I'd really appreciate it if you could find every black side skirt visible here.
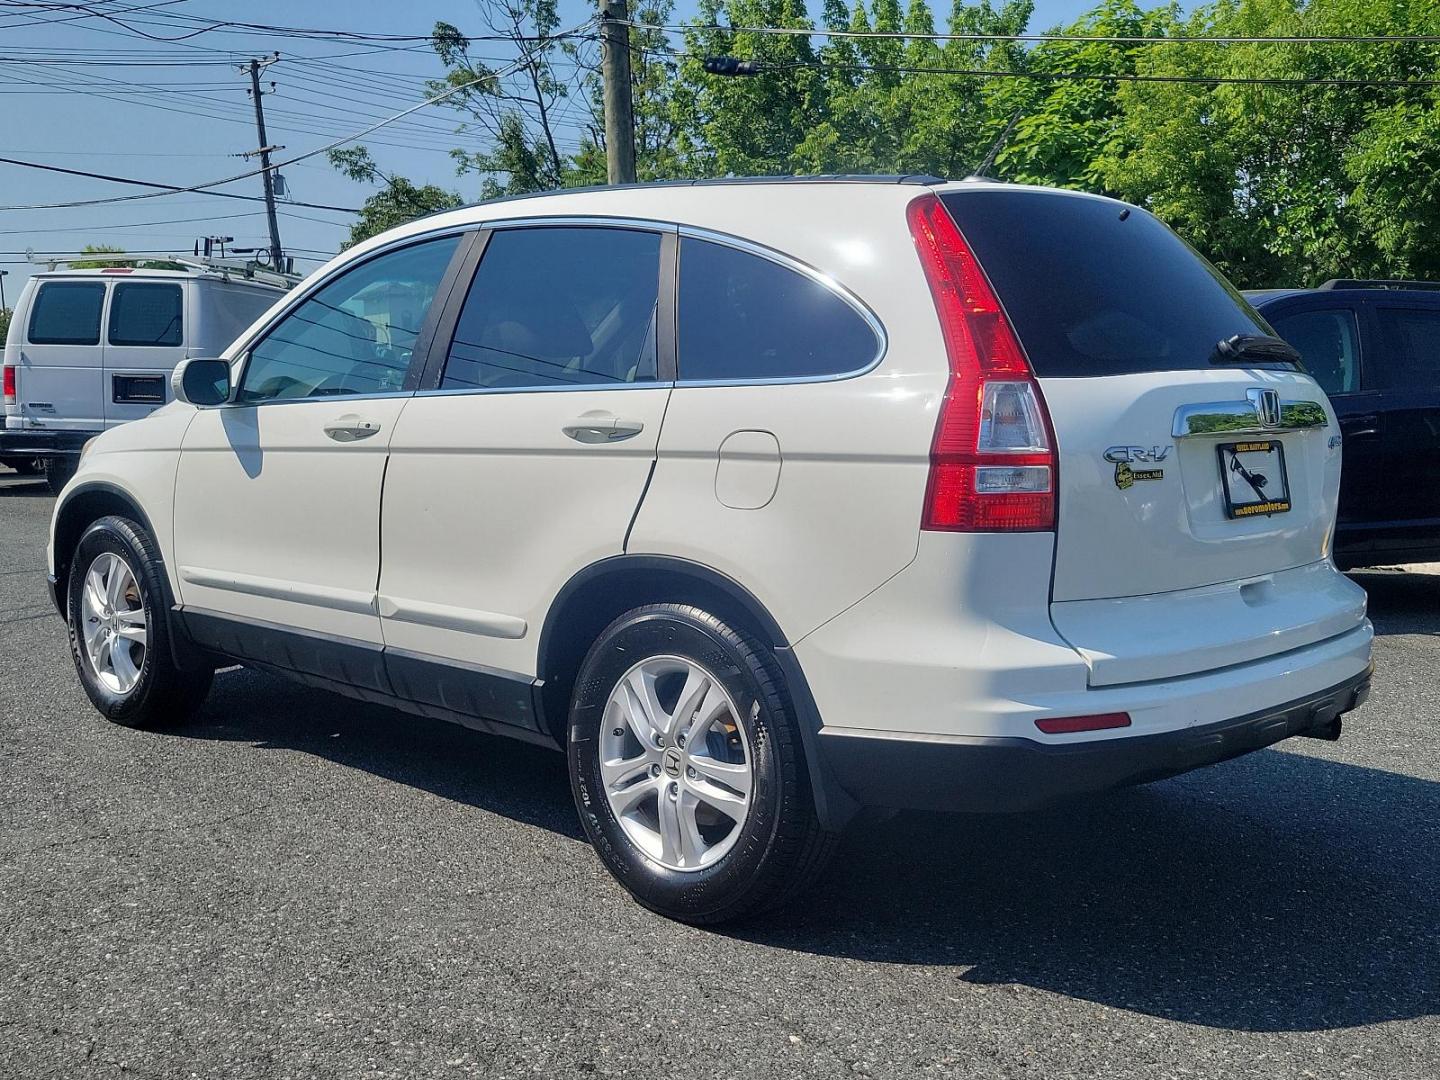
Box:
[179,607,556,750]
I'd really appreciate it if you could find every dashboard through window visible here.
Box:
[237,235,460,403]
[439,226,662,391]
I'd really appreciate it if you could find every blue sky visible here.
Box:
[0,0,1098,302]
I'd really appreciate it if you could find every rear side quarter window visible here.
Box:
[108,282,183,347]
[27,281,105,345]
[1372,306,1440,391]
[677,237,881,382]
[1266,308,1361,397]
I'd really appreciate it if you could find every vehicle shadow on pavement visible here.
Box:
[0,479,49,497]
[183,667,1438,1034]
[1350,568,1440,637]
[184,667,586,841]
[739,749,1440,1033]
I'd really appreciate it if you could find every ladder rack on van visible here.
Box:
[26,253,302,291]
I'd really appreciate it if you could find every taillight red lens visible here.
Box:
[1035,713,1132,735]
[907,194,1057,532]
[2,365,15,405]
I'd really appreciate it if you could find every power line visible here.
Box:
[0,155,361,212]
[632,20,1440,46]
[0,17,597,212]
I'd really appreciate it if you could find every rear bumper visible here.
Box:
[0,428,98,458]
[817,666,1372,814]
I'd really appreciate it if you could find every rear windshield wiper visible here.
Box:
[1210,333,1302,366]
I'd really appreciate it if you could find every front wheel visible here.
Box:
[568,603,836,924]
[67,515,213,728]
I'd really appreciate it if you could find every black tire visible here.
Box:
[66,515,213,728]
[44,457,76,496]
[2,456,38,476]
[568,603,837,924]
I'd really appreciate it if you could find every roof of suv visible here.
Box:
[1246,284,1440,307]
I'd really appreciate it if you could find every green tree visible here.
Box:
[328,147,464,248]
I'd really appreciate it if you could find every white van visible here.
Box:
[2,265,284,491]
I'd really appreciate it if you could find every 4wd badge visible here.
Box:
[1114,461,1164,490]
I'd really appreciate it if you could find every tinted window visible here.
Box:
[28,282,104,345]
[1373,307,1440,390]
[1268,309,1360,396]
[239,236,459,403]
[108,282,182,347]
[939,192,1281,378]
[440,227,661,390]
[678,239,879,381]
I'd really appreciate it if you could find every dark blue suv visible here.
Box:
[1249,280,1440,569]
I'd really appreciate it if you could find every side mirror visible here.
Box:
[172,358,231,407]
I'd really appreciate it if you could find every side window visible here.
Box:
[440,226,661,391]
[1373,307,1440,391]
[238,235,460,403]
[28,282,105,346]
[108,282,183,347]
[1267,308,1360,397]
[677,238,880,381]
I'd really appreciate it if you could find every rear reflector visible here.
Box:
[908,194,1057,532]
[2,365,14,405]
[1035,713,1132,735]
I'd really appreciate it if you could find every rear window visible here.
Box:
[28,281,105,346]
[939,191,1281,378]
[1372,307,1440,390]
[109,282,183,347]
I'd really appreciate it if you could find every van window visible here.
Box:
[939,191,1283,378]
[28,281,105,346]
[109,282,183,347]
[677,238,880,381]
[1268,309,1361,396]
[439,226,661,391]
[238,235,459,403]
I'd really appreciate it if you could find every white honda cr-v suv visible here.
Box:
[48,176,1373,923]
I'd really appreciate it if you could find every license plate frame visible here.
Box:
[1217,439,1292,519]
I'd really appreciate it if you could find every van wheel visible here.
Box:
[44,457,76,495]
[568,603,836,924]
[66,515,213,728]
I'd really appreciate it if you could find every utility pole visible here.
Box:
[598,0,636,185]
[245,54,285,272]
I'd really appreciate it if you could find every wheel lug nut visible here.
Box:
[612,728,624,737]
[676,734,685,747]
[650,764,661,778]
[667,781,679,798]
[686,766,696,779]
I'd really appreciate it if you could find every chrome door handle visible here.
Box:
[562,416,645,443]
[323,416,382,442]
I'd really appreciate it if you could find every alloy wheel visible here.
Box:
[79,551,147,695]
[599,655,753,871]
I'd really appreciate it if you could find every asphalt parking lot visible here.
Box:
[2,467,1437,1080]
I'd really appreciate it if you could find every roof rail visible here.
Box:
[1317,278,1440,292]
[29,252,300,290]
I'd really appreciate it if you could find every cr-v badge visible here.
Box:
[1104,445,1170,490]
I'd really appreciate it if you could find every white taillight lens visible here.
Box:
[978,381,1050,453]
[974,464,1052,494]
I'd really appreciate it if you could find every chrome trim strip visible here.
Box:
[178,566,377,615]
[375,595,528,639]
[415,381,671,399]
[1172,399,1329,438]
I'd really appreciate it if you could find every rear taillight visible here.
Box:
[907,194,1057,531]
[2,365,14,406]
